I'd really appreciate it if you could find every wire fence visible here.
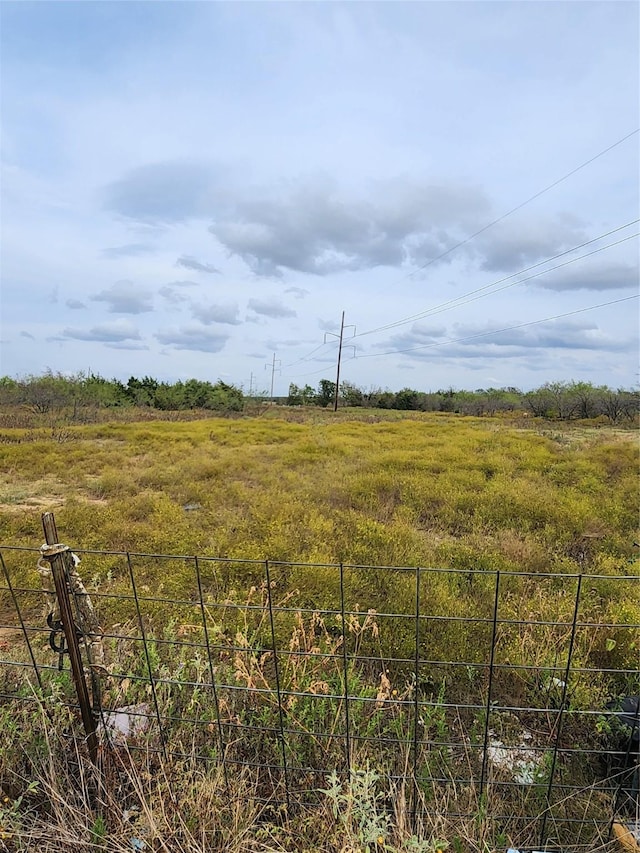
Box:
[0,518,638,850]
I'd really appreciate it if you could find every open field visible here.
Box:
[0,410,638,851]
[1,410,638,569]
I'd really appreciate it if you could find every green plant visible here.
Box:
[0,780,39,843]
[322,766,448,852]
[89,813,107,848]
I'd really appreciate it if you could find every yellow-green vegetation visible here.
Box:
[0,411,638,851]
[1,412,637,566]
[1,412,638,677]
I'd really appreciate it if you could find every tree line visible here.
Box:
[0,372,637,423]
[288,379,639,423]
[0,372,244,415]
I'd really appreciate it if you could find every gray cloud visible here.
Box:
[91,281,153,313]
[191,302,241,325]
[20,330,35,340]
[105,341,150,351]
[318,318,340,332]
[247,298,297,318]
[158,281,199,305]
[103,161,224,223]
[103,243,155,259]
[66,298,86,309]
[384,322,447,345]
[104,164,493,277]
[155,325,229,352]
[176,255,220,274]
[459,321,628,352]
[534,261,639,291]
[62,320,142,343]
[474,216,586,272]
[100,165,624,292]
[383,318,628,360]
[158,287,188,305]
[209,177,490,277]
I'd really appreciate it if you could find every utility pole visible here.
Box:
[333,312,345,412]
[265,353,281,403]
[324,312,356,412]
[248,372,254,397]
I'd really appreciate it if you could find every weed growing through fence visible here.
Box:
[0,590,635,850]
[322,766,447,853]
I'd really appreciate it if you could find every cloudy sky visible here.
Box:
[1,1,638,394]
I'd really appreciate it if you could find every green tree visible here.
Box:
[207,380,244,411]
[182,379,215,409]
[340,381,364,407]
[82,374,129,408]
[18,371,74,414]
[393,388,420,410]
[287,383,303,406]
[125,376,158,407]
[316,379,337,408]
[569,381,598,419]
[524,386,555,418]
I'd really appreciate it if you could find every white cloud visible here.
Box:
[190,302,241,325]
[155,325,229,352]
[62,319,142,342]
[247,298,297,319]
[90,281,153,314]
[103,243,155,258]
[534,261,639,291]
[176,255,220,274]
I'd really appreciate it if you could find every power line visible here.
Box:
[281,340,335,369]
[284,359,339,381]
[355,295,639,360]
[434,234,638,318]
[283,230,637,377]
[356,223,639,337]
[399,128,639,281]
[280,130,637,378]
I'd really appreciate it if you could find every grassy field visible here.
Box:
[0,409,638,851]
[1,409,637,566]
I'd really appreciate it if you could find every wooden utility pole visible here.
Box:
[333,312,345,412]
[324,312,356,412]
[265,353,281,403]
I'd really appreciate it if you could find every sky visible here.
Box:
[1,1,638,395]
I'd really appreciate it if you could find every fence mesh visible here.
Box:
[0,542,638,849]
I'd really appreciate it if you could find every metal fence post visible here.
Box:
[41,512,99,764]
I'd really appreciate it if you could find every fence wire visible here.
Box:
[0,543,638,849]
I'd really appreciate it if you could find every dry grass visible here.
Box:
[0,682,630,853]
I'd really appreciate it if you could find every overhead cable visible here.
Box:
[357,224,639,337]
[400,128,639,281]
[355,295,639,360]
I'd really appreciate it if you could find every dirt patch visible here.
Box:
[0,494,108,513]
[0,624,24,653]
[0,495,65,514]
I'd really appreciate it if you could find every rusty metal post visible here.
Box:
[41,512,99,764]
